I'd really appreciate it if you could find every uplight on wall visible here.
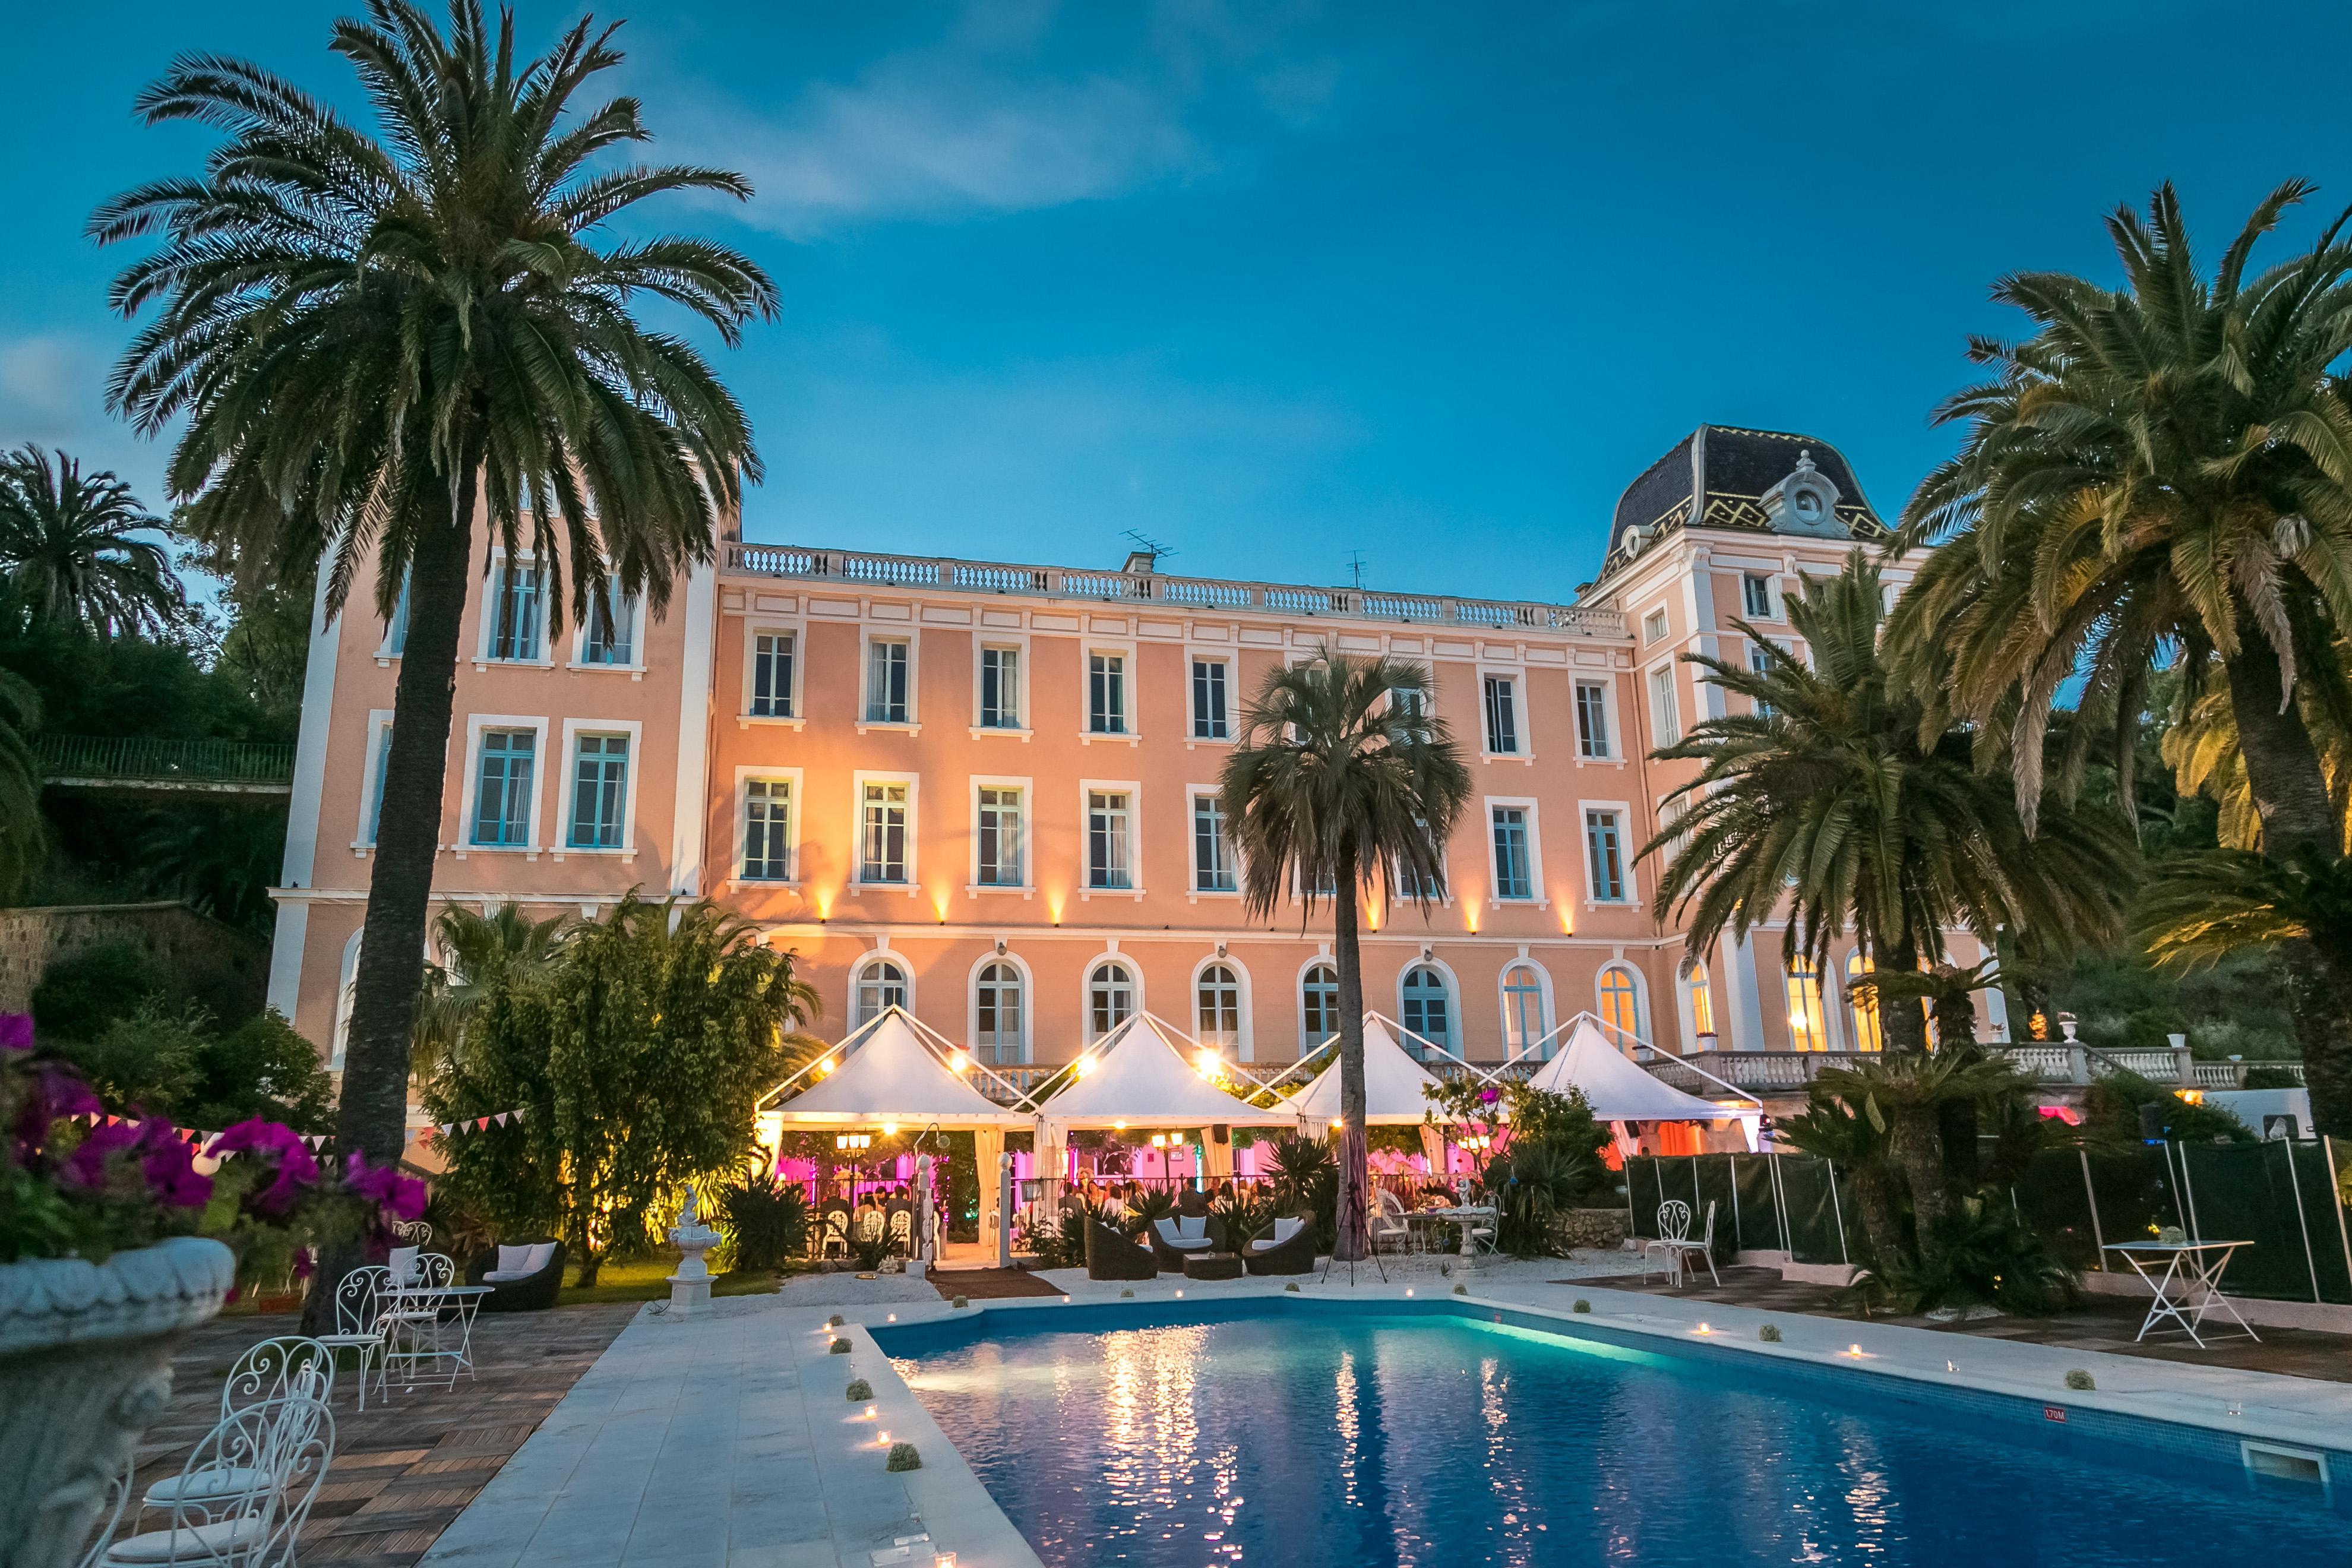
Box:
[947,1049,972,1073]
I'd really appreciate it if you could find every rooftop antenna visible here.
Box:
[1121,529,1173,574]
[1345,550,1367,590]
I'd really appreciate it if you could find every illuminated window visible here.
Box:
[1848,952,1883,1052]
[1683,958,1715,1040]
[1196,964,1241,1049]
[1785,960,1829,1051]
[1597,965,1642,1042]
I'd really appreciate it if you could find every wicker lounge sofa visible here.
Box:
[1085,1218,1157,1281]
[1241,1216,1317,1276]
[1148,1214,1223,1272]
[464,1239,567,1312]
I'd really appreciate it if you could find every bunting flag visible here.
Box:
[431,1105,527,1137]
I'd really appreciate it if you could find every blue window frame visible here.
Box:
[472,730,535,847]
[568,734,629,849]
[488,563,541,661]
[1492,806,1532,900]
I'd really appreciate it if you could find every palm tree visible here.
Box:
[1645,554,2133,1056]
[411,902,571,1080]
[0,446,183,638]
[92,2,778,1189]
[1219,648,1471,1261]
[1889,183,2352,1131]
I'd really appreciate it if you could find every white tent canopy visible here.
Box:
[766,1009,1028,1128]
[1524,1015,1754,1123]
[1292,1015,1449,1125]
[1033,1013,1298,1130]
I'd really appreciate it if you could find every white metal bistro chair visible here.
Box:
[313,1266,394,1411]
[382,1253,471,1395]
[1370,1189,1414,1254]
[137,1345,334,1529]
[94,1390,333,1568]
[1643,1199,1719,1287]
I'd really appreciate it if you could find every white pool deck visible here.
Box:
[419,1261,2352,1568]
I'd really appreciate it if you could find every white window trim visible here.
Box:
[1185,649,1237,747]
[1640,604,1671,645]
[351,709,395,853]
[728,765,804,888]
[1591,961,1648,1045]
[330,930,364,1071]
[850,950,916,1026]
[553,717,644,859]
[1079,638,1142,744]
[1078,950,1145,1045]
[857,630,921,734]
[1295,954,1342,1058]
[1475,663,1532,763]
[1644,656,1682,747]
[455,713,552,856]
[1395,956,1463,1055]
[1578,796,1639,906]
[1482,794,1548,907]
[373,577,410,664]
[1499,957,1558,1058]
[966,950,1033,1064]
[738,618,808,730]
[475,549,553,668]
[1188,953,1254,1063]
[566,579,647,676]
[1077,778,1144,900]
[970,633,1035,740]
[1740,570,1782,622]
[1675,953,1716,1051]
[1185,785,1241,900]
[967,774,1035,896]
[851,770,921,892]
[1572,675,1623,764]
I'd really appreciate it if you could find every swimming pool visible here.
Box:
[875,1298,2349,1567]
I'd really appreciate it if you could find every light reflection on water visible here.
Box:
[890,1315,2348,1567]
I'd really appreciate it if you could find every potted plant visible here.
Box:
[1,1031,425,1568]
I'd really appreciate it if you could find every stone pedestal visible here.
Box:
[667,1187,721,1316]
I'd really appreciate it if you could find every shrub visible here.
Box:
[1758,1324,1782,1342]
[2064,1368,2095,1390]
[1481,1141,1596,1257]
[828,1338,849,1354]
[951,1295,969,1309]
[1266,1133,1338,1250]
[1850,1193,2079,1316]
[886,1442,920,1472]
[846,1379,872,1401]
[828,1314,845,1327]
[717,1174,808,1272]
[33,939,169,1043]
[2079,1070,2252,1147]
[1572,1299,1591,1313]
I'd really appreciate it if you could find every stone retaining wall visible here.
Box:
[0,902,267,1019]
[1555,1207,1629,1252]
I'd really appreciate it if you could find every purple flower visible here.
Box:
[0,1014,33,1052]
[206,1118,320,1218]
[61,1118,141,1190]
[140,1125,213,1209]
[345,1153,428,1221]
[12,1062,103,1161]
[1479,1088,1500,1104]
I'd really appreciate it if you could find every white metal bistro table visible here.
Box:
[2102,1241,2261,1346]
[1415,1205,1497,1265]
[381,1282,494,1392]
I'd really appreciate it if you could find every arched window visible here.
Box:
[1847,952,1882,1052]
[1088,961,1136,1041]
[1196,963,1241,1049]
[1401,964,1452,1052]
[853,958,908,1029]
[1503,963,1550,1055]
[1784,959,1829,1051]
[1596,965,1641,1044]
[1681,957,1715,1042]
[975,962,1025,1064]
[1301,963,1341,1044]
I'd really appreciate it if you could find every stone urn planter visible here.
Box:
[0,1236,237,1568]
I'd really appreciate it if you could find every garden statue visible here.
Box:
[668,1187,722,1314]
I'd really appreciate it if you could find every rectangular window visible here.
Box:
[1192,794,1235,892]
[979,646,1021,728]
[1088,790,1133,889]
[865,640,910,724]
[1648,665,1680,745]
[1750,644,1775,717]
[1585,808,1626,902]
[1088,653,1128,735]
[568,734,629,849]
[363,721,394,845]
[471,729,535,847]
[1575,681,1611,759]
[860,782,909,883]
[742,779,792,880]
[1482,675,1519,754]
[1491,806,1532,900]
[488,562,542,661]
[1743,573,1774,618]
[383,578,410,657]
[1191,659,1229,739]
[1396,817,1446,901]
[976,786,1024,886]
[750,633,796,717]
[1642,607,1668,644]
[581,584,635,666]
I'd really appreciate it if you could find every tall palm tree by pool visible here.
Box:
[1220,649,1469,1260]
[0,445,182,638]
[91,1,779,1191]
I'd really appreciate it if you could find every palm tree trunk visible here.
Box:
[1330,843,1371,1262]
[301,454,478,1333]
[2223,637,2352,1135]
[1879,936,1930,1055]
[1847,1161,1905,1267]
[1885,1105,1951,1238]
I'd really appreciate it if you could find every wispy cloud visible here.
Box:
[0,333,165,500]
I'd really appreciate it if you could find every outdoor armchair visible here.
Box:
[1085,1217,1157,1281]
[464,1239,567,1313]
[1148,1214,1222,1272]
[1241,1215,1317,1276]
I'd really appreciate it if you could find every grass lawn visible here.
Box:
[557,1247,781,1304]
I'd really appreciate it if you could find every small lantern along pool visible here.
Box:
[873,1298,2348,1567]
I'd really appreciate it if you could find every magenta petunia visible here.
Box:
[346,1153,429,1221]
[138,1123,213,1209]
[205,1118,320,1217]
[0,1013,33,1052]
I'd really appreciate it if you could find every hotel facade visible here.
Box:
[265,425,2007,1092]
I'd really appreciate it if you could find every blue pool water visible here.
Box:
[876,1300,2349,1567]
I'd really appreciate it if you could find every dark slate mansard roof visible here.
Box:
[1597,425,1888,582]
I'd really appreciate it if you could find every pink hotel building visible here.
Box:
[265,425,2007,1092]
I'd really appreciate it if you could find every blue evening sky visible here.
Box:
[4,1,2350,603]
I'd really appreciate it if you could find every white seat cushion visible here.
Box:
[143,1466,269,1507]
[1175,1216,1208,1243]
[497,1244,532,1273]
[1153,1219,1212,1251]
[524,1242,557,1272]
[482,1269,535,1283]
[104,1517,267,1564]
[388,1246,419,1284]
[1249,1219,1304,1252]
